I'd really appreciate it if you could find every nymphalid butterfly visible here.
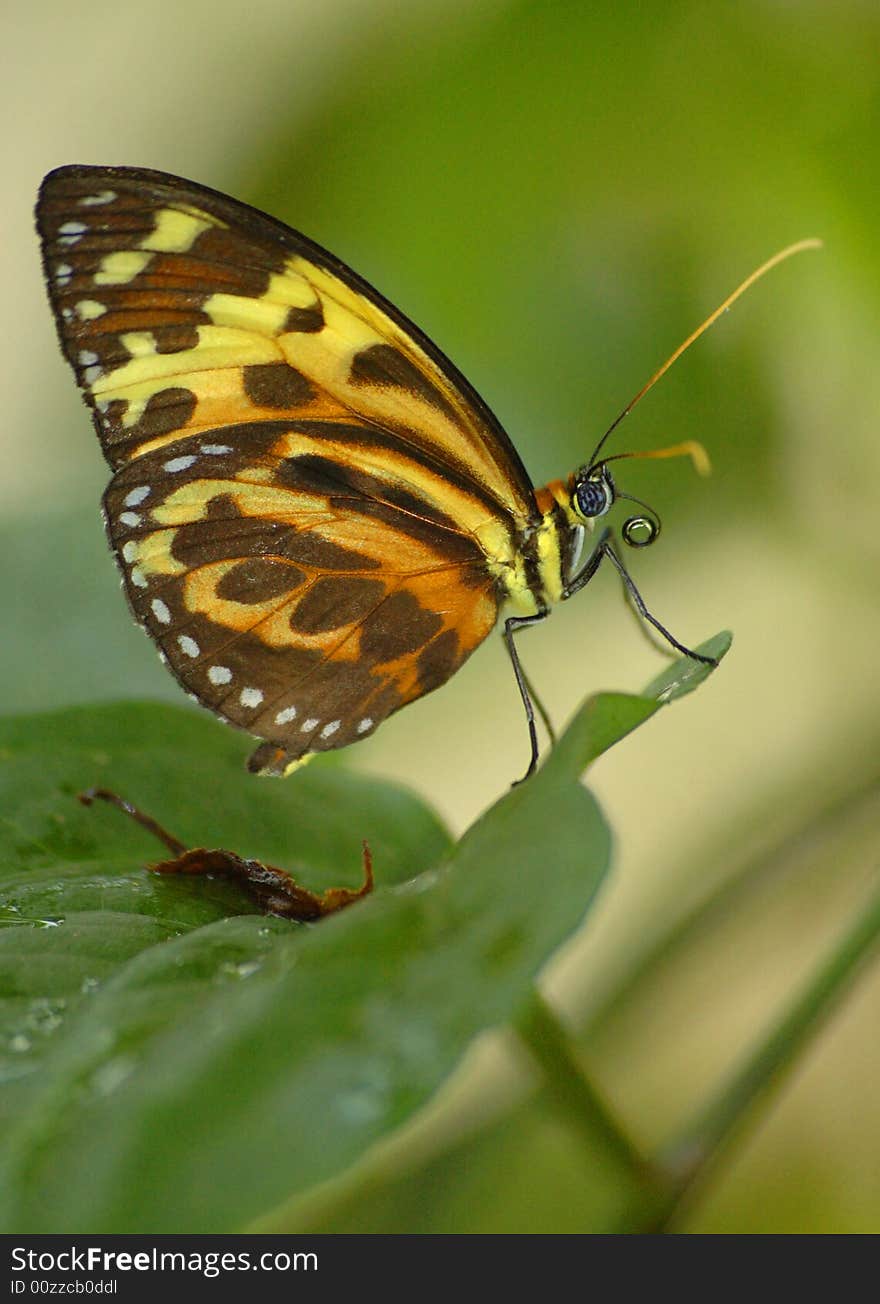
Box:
[36,166,816,914]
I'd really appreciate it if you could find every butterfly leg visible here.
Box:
[564,528,718,666]
[78,787,373,920]
[522,666,557,748]
[503,610,551,785]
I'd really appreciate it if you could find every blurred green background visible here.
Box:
[5,0,878,1231]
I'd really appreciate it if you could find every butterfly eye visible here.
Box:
[573,474,613,520]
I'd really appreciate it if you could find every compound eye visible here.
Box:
[574,478,611,519]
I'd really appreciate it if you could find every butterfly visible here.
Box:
[36,166,817,785]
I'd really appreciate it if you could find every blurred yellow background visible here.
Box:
[5,0,878,1231]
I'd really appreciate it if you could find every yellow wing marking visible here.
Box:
[140,208,212,254]
[95,325,282,429]
[122,529,185,578]
[203,269,318,335]
[94,251,152,286]
[93,206,214,286]
[146,479,327,527]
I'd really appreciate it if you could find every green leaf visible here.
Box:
[640,631,732,702]
[0,640,724,1231]
[551,632,731,777]
[0,702,450,1097]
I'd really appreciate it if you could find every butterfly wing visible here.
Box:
[37,165,536,769]
[101,426,501,772]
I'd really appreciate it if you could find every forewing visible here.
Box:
[36,164,537,523]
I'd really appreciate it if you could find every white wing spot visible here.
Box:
[357,717,373,734]
[54,263,72,282]
[58,222,87,246]
[61,308,74,322]
[274,706,297,725]
[78,350,99,366]
[208,665,232,685]
[83,365,102,385]
[200,443,232,455]
[163,455,197,473]
[301,717,320,732]
[124,486,151,507]
[150,598,171,624]
[130,567,148,588]
[177,635,200,658]
[119,511,141,527]
[320,720,341,739]
[240,687,264,709]
[79,190,117,207]
[122,540,138,562]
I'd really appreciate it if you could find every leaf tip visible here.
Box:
[644,630,733,705]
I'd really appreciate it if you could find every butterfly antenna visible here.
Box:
[586,238,822,472]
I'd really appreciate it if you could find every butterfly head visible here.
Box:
[566,439,712,550]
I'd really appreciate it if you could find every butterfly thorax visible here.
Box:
[498,478,584,616]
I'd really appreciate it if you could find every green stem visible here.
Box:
[590,772,879,1031]
[649,884,880,1230]
[519,878,880,1234]
[516,988,666,1198]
